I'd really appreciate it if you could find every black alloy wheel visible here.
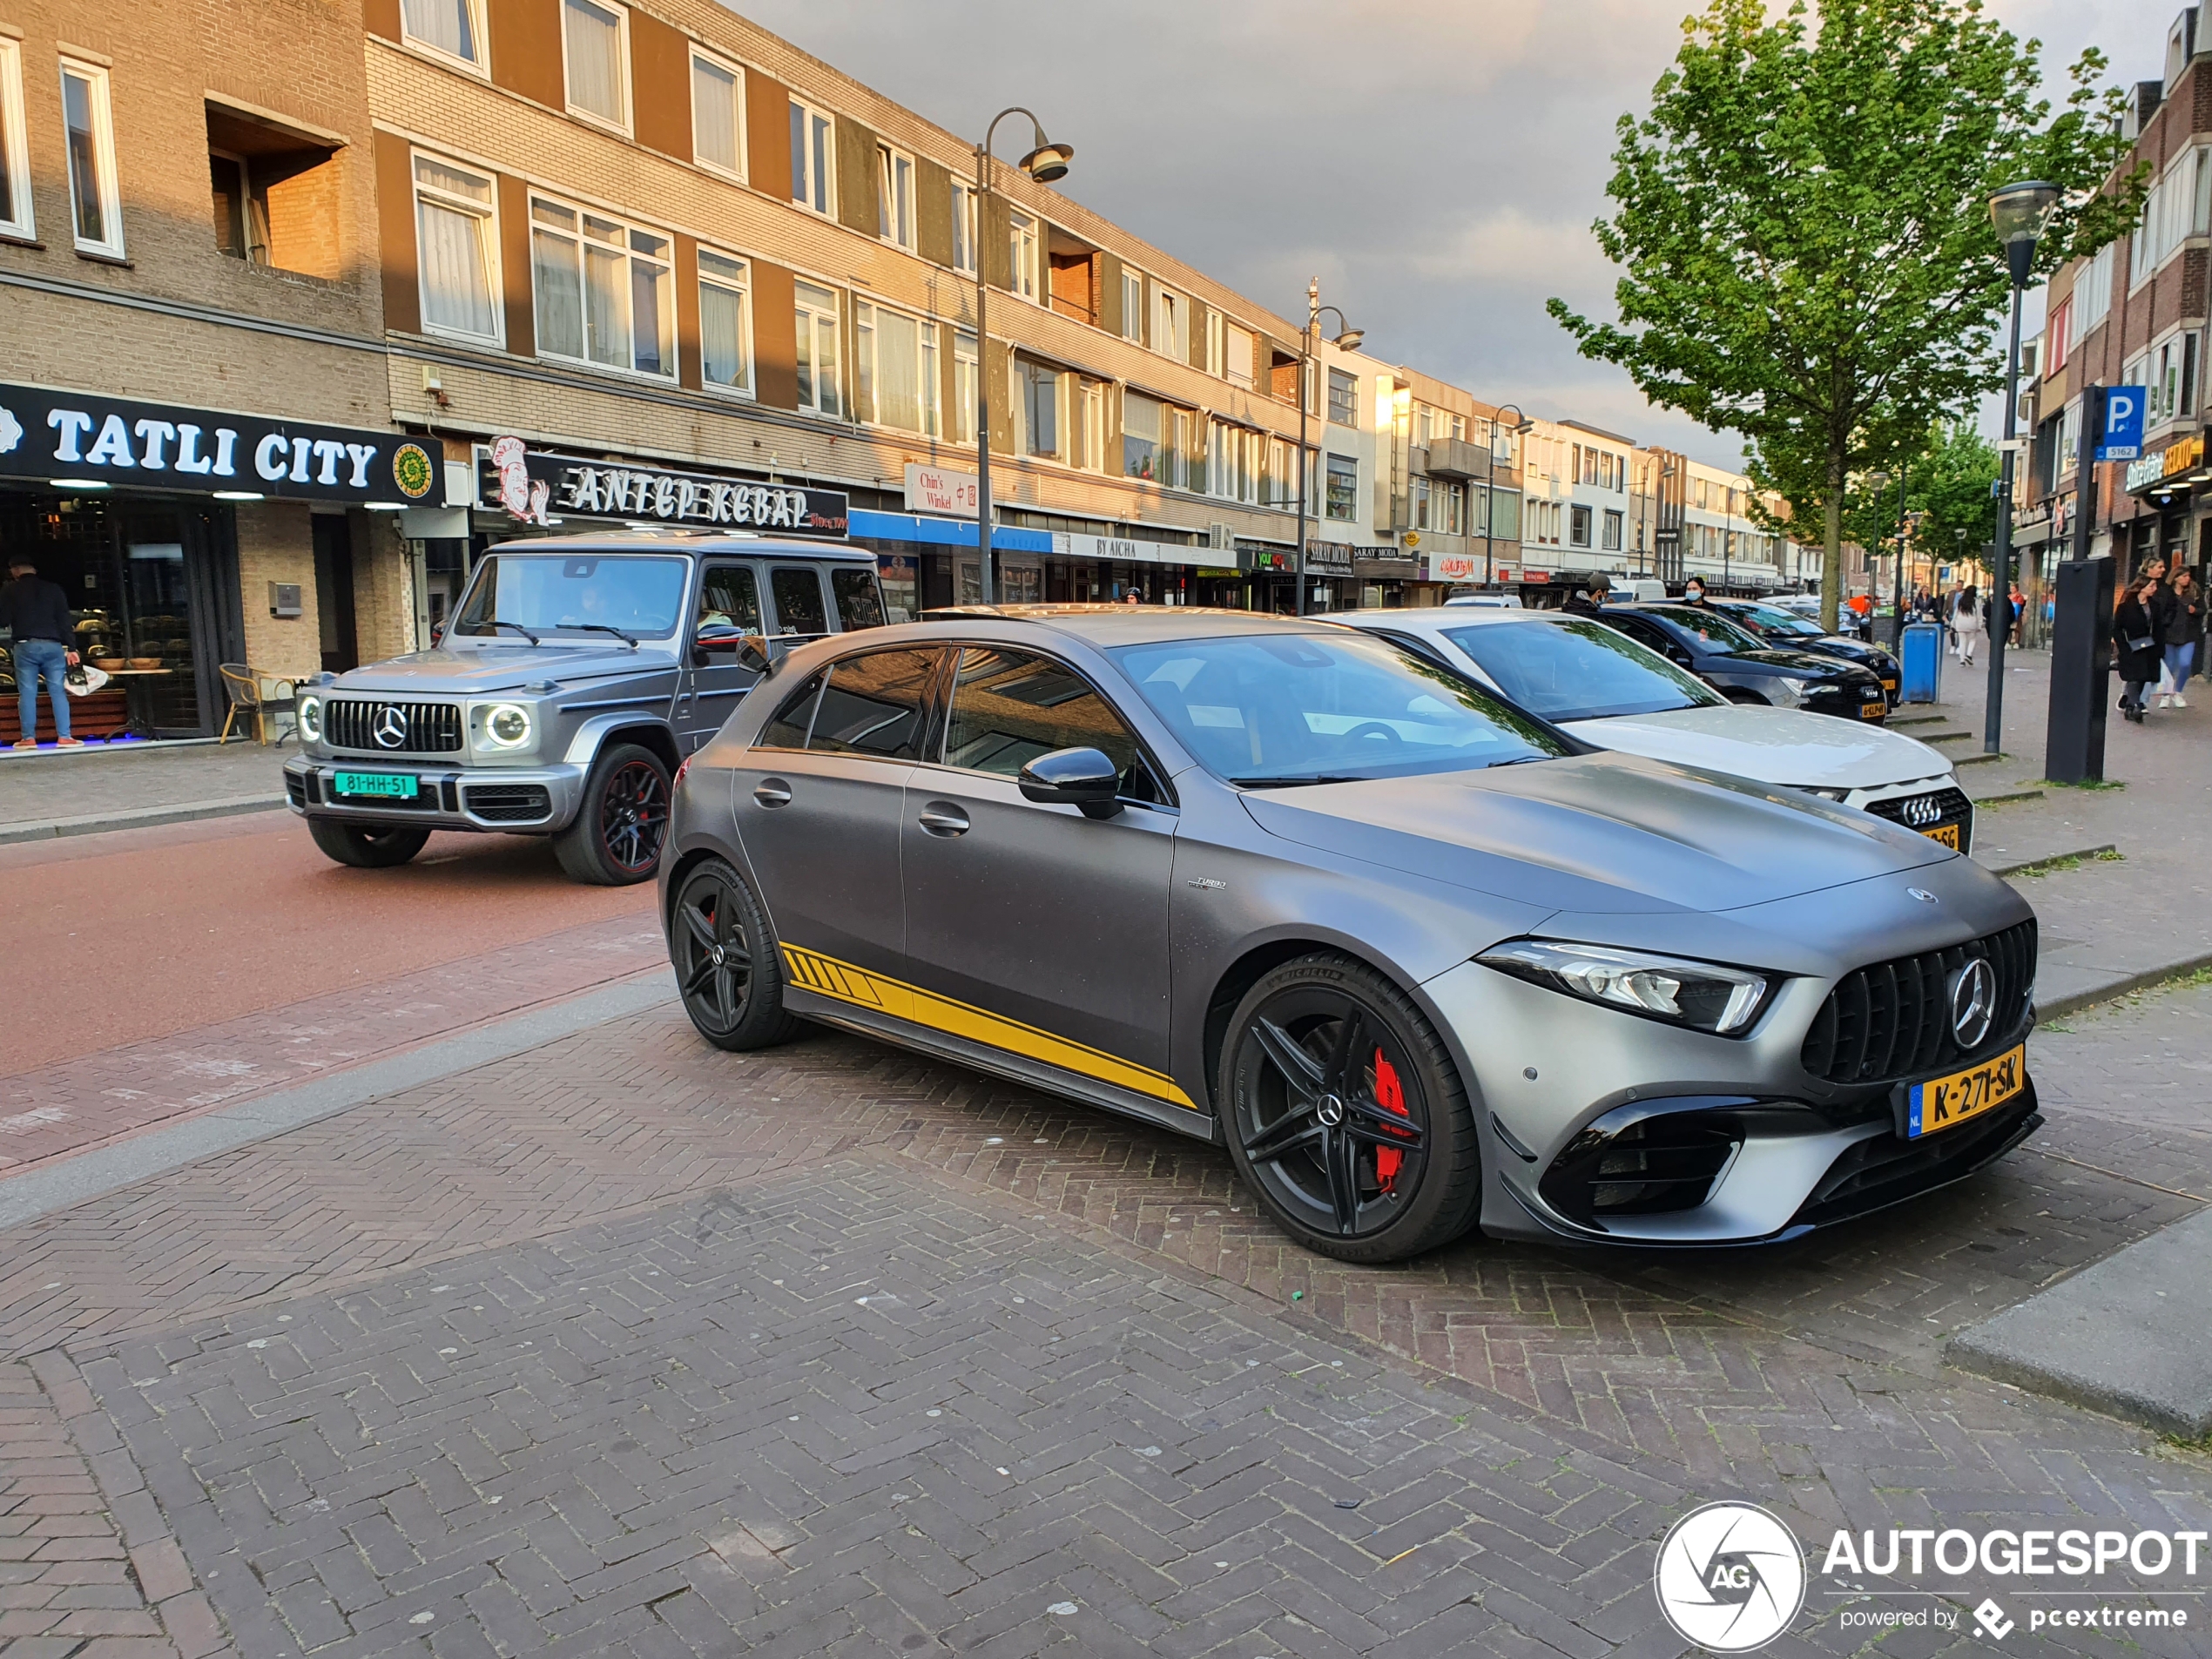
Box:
[668,857,800,1052]
[555,743,671,886]
[307,819,432,868]
[1221,954,1481,1263]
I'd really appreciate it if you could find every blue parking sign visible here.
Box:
[2096,386,2143,462]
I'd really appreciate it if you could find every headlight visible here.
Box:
[477,702,534,750]
[297,694,321,743]
[1771,676,1811,706]
[1478,940,1773,1035]
[1801,786,1850,801]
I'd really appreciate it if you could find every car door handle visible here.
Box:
[917,802,970,837]
[753,779,792,808]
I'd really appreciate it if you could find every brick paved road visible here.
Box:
[3,973,2211,1655]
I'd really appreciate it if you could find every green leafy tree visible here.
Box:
[1548,0,2141,631]
[1838,423,2000,604]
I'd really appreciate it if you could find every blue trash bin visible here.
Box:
[1900,622,1944,704]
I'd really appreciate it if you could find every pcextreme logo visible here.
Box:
[1654,1502,1807,1651]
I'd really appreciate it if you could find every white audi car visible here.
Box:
[1338,608,1973,852]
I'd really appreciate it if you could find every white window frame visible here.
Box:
[412,151,502,347]
[59,58,123,260]
[949,180,976,275]
[0,39,32,241]
[696,246,753,398]
[1324,453,1358,522]
[689,47,745,181]
[398,0,489,74]
[559,0,631,135]
[1602,509,1624,551]
[1015,356,1060,459]
[527,193,674,379]
[1120,268,1143,343]
[1204,312,1225,378]
[793,279,842,418]
[1153,287,1188,361]
[2071,245,2114,350]
[1076,380,1104,472]
[1224,322,1255,388]
[876,143,915,252]
[953,327,978,444]
[790,97,835,219]
[1008,208,1040,303]
[854,300,940,437]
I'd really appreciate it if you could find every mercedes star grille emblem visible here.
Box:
[1907,888,1939,904]
[373,705,410,749]
[1948,958,1997,1049]
[1903,794,1941,828]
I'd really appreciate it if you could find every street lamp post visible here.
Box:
[1983,179,2061,755]
[1480,404,1530,587]
[1292,280,1362,617]
[970,109,1073,605]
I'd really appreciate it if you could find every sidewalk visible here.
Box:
[0,738,291,842]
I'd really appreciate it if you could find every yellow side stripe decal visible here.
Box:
[781,943,1197,1110]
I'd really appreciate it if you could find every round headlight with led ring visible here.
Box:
[479,702,534,749]
[297,693,322,744]
[1478,940,1773,1035]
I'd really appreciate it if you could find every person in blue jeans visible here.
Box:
[1,555,82,748]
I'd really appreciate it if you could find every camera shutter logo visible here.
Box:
[1948,958,1997,1049]
[373,706,410,749]
[1653,1501,1805,1652]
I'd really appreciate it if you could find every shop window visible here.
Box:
[413,153,501,343]
[1325,455,1357,521]
[400,0,484,69]
[876,144,914,250]
[856,301,938,435]
[562,0,629,131]
[205,104,344,278]
[529,196,673,377]
[793,280,841,417]
[790,98,834,217]
[953,327,977,444]
[698,248,752,395]
[950,180,976,275]
[1008,209,1040,301]
[691,51,743,179]
[1327,368,1359,428]
[62,60,123,259]
[0,39,32,240]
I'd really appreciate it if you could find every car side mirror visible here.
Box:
[693,622,747,666]
[1017,746,1123,820]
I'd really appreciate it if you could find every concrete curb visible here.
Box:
[1971,789,2045,806]
[1986,844,2118,879]
[2035,951,2212,1022]
[0,794,287,845]
[0,974,678,1231]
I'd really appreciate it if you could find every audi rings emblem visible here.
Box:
[1947,957,1997,1049]
[372,705,410,749]
[1902,794,1941,828]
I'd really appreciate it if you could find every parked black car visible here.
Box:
[1716,599,1901,705]
[1597,603,1889,723]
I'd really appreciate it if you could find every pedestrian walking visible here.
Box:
[1563,573,1612,618]
[2113,574,2162,723]
[2155,567,2203,708]
[2007,583,2026,647]
[0,554,81,750]
[1951,583,1986,667]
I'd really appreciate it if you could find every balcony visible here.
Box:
[1422,437,1490,482]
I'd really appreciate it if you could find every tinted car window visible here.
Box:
[942,648,1144,784]
[453,555,688,640]
[699,563,761,632]
[1641,604,1769,654]
[1115,631,1569,786]
[808,648,941,761]
[771,567,829,637]
[1443,618,1722,720]
[759,671,825,748]
[831,567,886,631]
[1731,602,1822,638]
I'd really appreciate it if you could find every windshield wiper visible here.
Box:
[558,622,638,647]
[482,620,540,645]
[1233,774,1370,788]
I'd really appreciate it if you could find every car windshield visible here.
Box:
[1442,617,1723,721]
[451,555,689,641]
[1732,603,1824,638]
[1113,631,1570,786]
[1640,604,1770,655]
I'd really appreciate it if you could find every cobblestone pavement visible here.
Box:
[3,968,2211,1656]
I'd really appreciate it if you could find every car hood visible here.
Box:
[323,644,671,694]
[1239,750,1950,917]
[1560,705,1950,790]
[1712,646,1867,677]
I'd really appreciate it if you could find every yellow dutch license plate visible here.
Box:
[1905,1043,2026,1138]
[1859,703,1886,720]
[1920,823,1960,850]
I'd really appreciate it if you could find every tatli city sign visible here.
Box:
[480,439,850,535]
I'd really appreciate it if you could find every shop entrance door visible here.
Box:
[313,514,359,672]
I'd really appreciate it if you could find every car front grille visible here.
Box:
[466,784,553,823]
[1799,919,2037,1086]
[325,698,463,753]
[1863,786,1973,853]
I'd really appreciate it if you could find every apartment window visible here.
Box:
[793,280,841,416]
[401,0,484,68]
[691,52,743,178]
[61,61,123,258]
[562,0,628,129]
[949,181,976,275]
[790,98,834,217]
[2045,300,2071,374]
[0,40,27,239]
[1411,474,1433,529]
[1120,270,1143,342]
[413,154,500,343]
[1205,313,1224,378]
[876,145,914,250]
[1441,480,1466,535]
[1325,455,1357,521]
[1018,359,1058,457]
[1209,421,1257,504]
[1153,287,1187,361]
[1075,381,1104,472]
[1569,504,1592,547]
[1326,368,1359,428]
[530,199,671,376]
[2188,333,2202,418]
[1008,209,1039,301]
[953,327,977,444]
[1602,509,1623,551]
[209,153,255,260]
[2071,246,2114,351]
[856,302,938,436]
[1123,392,1167,484]
[698,249,752,394]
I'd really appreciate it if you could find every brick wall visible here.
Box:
[233,501,320,679]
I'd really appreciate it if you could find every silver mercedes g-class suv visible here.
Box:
[283,532,886,884]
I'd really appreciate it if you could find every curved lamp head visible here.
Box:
[1020,138,1075,183]
[1330,327,1365,351]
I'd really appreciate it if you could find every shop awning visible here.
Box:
[847,509,1052,552]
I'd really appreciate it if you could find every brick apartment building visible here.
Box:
[0,0,421,742]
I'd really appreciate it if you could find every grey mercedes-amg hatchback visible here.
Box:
[658,606,2038,1263]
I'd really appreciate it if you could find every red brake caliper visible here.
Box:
[1372,1048,1408,1192]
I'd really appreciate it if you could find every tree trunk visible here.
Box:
[1821,447,1844,635]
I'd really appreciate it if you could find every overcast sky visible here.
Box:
[731,0,2181,471]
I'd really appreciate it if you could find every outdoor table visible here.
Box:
[100,668,179,737]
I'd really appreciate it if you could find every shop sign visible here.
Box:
[479,440,849,535]
[1429,552,1481,582]
[1352,545,1417,566]
[2126,453,2172,493]
[1052,531,1209,567]
[0,381,416,504]
[1303,540,1354,575]
[2161,435,2203,480]
[903,463,978,518]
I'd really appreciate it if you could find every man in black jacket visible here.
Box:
[1562,573,1612,617]
[1,555,80,748]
